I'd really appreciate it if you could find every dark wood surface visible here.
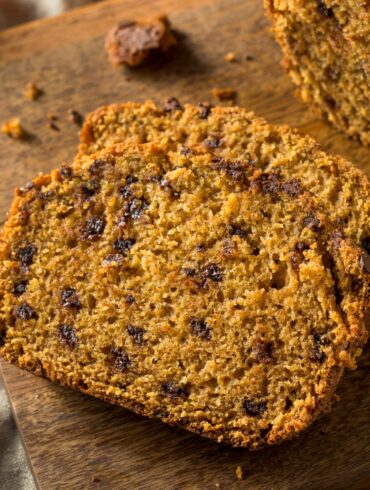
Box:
[0,0,369,488]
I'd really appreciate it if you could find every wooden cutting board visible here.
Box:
[0,0,369,488]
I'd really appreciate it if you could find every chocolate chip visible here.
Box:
[120,175,138,198]
[360,252,370,274]
[58,324,78,349]
[228,224,246,238]
[160,177,180,198]
[204,136,222,149]
[242,399,267,417]
[68,109,84,127]
[162,380,188,400]
[78,180,99,200]
[290,252,302,271]
[163,97,183,112]
[61,288,81,309]
[110,348,131,372]
[16,244,36,268]
[255,341,273,364]
[295,242,309,252]
[60,165,73,179]
[89,158,106,176]
[82,216,106,240]
[127,325,145,344]
[196,244,206,252]
[285,397,293,410]
[19,181,34,194]
[253,173,281,194]
[198,102,213,119]
[303,214,322,231]
[180,145,192,156]
[123,198,148,220]
[310,332,327,362]
[281,178,302,197]
[15,303,38,320]
[113,238,136,255]
[202,263,223,282]
[126,294,135,304]
[317,1,334,18]
[13,280,28,296]
[211,157,248,185]
[181,267,197,277]
[190,318,211,340]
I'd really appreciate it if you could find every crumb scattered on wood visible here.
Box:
[47,114,58,122]
[24,82,42,101]
[91,475,101,483]
[212,87,237,101]
[105,15,176,67]
[245,55,254,61]
[68,109,84,127]
[235,465,245,481]
[48,121,60,131]
[224,52,236,62]
[1,118,24,139]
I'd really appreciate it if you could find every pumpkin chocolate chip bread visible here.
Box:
[78,101,370,255]
[264,0,370,145]
[0,143,367,449]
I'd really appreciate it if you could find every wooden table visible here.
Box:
[0,0,369,488]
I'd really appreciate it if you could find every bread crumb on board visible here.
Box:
[212,87,237,101]
[224,51,236,62]
[24,82,42,101]
[235,465,246,481]
[68,109,84,127]
[105,15,176,67]
[1,118,24,139]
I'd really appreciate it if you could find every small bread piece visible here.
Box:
[105,16,176,67]
[78,101,370,255]
[0,144,367,449]
[264,0,370,145]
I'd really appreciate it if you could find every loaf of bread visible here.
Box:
[265,0,370,145]
[0,143,367,448]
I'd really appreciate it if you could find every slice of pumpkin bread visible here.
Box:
[78,101,370,255]
[0,144,367,449]
[264,0,370,146]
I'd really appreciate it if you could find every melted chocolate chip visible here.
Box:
[16,303,38,320]
[79,180,99,200]
[163,97,183,112]
[202,263,223,282]
[89,158,106,176]
[281,178,302,197]
[198,102,213,119]
[60,165,73,179]
[113,238,136,255]
[295,242,309,252]
[127,325,145,344]
[181,267,197,277]
[310,332,327,362]
[82,216,106,240]
[255,341,273,364]
[162,380,188,400]
[228,224,246,238]
[303,214,322,232]
[243,399,267,417]
[13,280,28,296]
[190,318,211,340]
[61,288,81,309]
[317,1,334,18]
[16,244,36,268]
[211,157,248,185]
[58,324,78,348]
[120,175,138,198]
[204,136,222,149]
[126,294,135,304]
[123,198,148,221]
[110,348,131,372]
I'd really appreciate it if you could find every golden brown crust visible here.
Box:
[0,143,367,448]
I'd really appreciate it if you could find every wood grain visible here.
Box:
[0,0,369,488]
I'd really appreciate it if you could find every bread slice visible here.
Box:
[0,143,367,448]
[78,101,370,256]
[264,0,370,146]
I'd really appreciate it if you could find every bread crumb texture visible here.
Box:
[265,0,370,145]
[0,142,368,449]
